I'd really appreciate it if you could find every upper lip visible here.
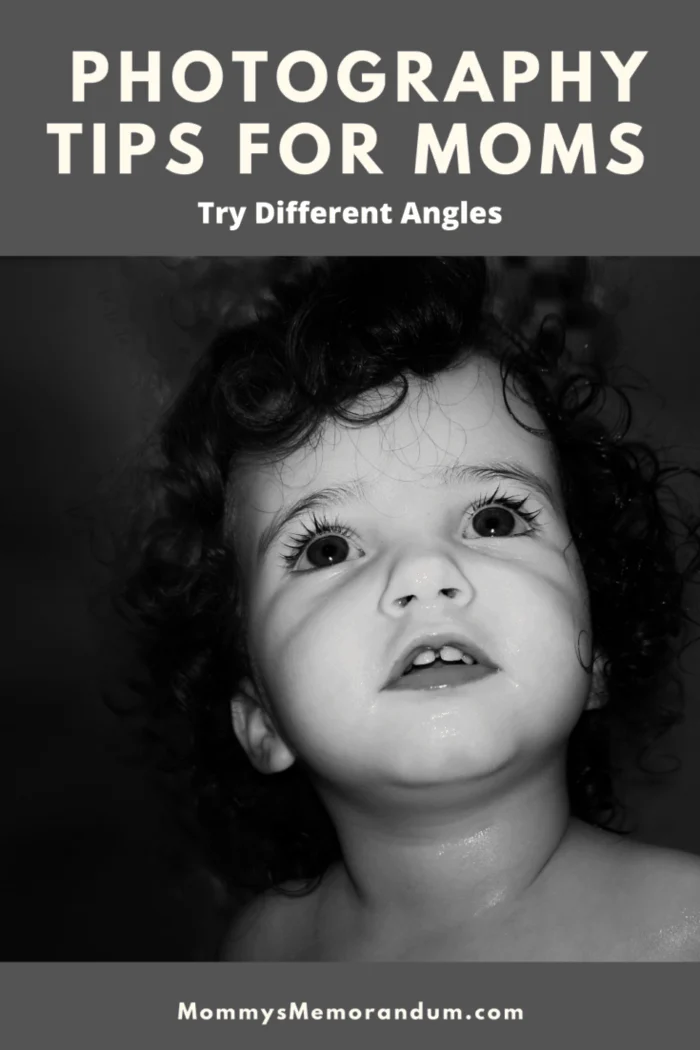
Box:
[383,630,498,688]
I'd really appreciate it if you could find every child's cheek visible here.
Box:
[496,558,592,679]
[248,591,373,740]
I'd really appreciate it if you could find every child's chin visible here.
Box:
[379,743,523,789]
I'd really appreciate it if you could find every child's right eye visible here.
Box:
[302,535,351,568]
[282,514,365,572]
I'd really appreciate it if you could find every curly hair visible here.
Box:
[122,257,697,897]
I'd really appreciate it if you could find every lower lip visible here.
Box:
[385,663,497,691]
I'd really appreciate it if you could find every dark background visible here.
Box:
[3,257,700,961]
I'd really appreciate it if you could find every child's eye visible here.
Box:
[303,534,352,568]
[282,515,364,572]
[463,490,542,539]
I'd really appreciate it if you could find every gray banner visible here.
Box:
[2,0,698,253]
[2,963,697,1049]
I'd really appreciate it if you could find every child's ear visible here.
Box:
[585,650,608,711]
[230,677,296,774]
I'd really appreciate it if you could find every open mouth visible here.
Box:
[384,641,498,692]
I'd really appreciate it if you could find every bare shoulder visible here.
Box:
[618,838,700,898]
[221,883,319,962]
[609,838,700,960]
[558,824,700,960]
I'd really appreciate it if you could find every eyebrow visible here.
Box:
[256,461,558,562]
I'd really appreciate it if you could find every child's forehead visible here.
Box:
[234,357,557,508]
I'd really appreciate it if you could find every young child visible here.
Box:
[127,257,700,961]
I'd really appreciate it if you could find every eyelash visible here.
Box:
[280,488,543,569]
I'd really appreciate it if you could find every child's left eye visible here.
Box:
[463,494,541,539]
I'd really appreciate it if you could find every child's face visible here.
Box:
[231,356,593,793]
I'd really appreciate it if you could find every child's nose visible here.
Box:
[378,549,475,616]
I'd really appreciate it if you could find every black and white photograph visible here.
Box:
[4,256,700,962]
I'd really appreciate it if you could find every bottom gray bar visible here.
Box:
[1,963,694,1049]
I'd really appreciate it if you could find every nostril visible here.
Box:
[440,587,460,599]
[393,594,415,608]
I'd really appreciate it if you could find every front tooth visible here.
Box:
[412,649,437,667]
[439,645,465,663]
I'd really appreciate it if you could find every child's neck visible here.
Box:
[317,756,572,939]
